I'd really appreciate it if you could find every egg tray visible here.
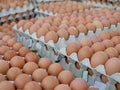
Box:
[83,1,120,9]
[0,3,34,18]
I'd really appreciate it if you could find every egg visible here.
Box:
[2,35,11,42]
[18,47,30,57]
[45,31,59,43]
[115,44,120,54]
[99,31,111,40]
[0,32,5,39]
[7,67,22,80]
[66,42,80,56]
[0,74,6,82]
[23,62,39,74]
[29,24,40,34]
[108,30,118,38]
[7,38,17,47]
[58,70,74,84]
[48,63,63,76]
[67,26,79,37]
[23,81,42,90]
[4,50,17,61]
[54,84,71,90]
[88,87,99,90]
[23,22,33,32]
[32,68,48,82]
[57,29,69,40]
[111,36,120,45]
[109,18,117,25]
[25,52,39,63]
[42,76,59,90]
[101,19,110,27]
[78,46,93,61]
[105,57,120,75]
[90,34,101,43]
[10,56,25,69]
[86,23,96,33]
[13,42,23,51]
[17,20,27,29]
[76,24,88,35]
[38,58,52,69]
[79,38,92,47]
[91,51,108,68]
[37,27,49,38]
[102,39,114,48]
[0,81,15,90]
[0,46,10,55]
[15,74,32,89]
[70,78,88,90]
[104,47,119,58]
[92,42,106,52]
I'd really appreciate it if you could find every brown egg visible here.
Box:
[2,35,11,42]
[29,24,40,34]
[0,60,9,75]
[86,23,96,33]
[38,58,52,69]
[111,36,120,45]
[45,31,59,43]
[78,46,93,61]
[105,57,120,75]
[59,24,68,30]
[91,42,106,52]
[66,42,80,56]
[7,38,17,47]
[58,70,74,84]
[0,74,6,82]
[0,46,10,55]
[79,38,92,47]
[17,20,27,29]
[108,30,118,38]
[23,22,33,32]
[88,87,99,90]
[102,39,114,48]
[15,74,32,89]
[101,75,108,83]
[76,24,88,35]
[42,23,51,30]
[54,84,71,90]
[42,76,59,90]
[23,62,39,74]
[7,67,22,80]
[101,19,110,27]
[104,47,119,58]
[13,42,23,51]
[115,44,120,54]
[18,47,30,57]
[70,78,88,90]
[67,26,79,37]
[109,18,117,25]
[99,31,111,40]
[23,81,42,90]
[25,52,39,63]
[4,50,17,61]
[37,27,49,38]
[0,40,6,47]
[48,63,63,76]
[10,56,25,69]
[90,35,101,43]
[0,32,5,39]
[91,51,108,68]
[32,68,48,82]
[57,29,69,40]
[0,81,15,90]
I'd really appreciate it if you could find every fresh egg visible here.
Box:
[90,34,101,43]
[0,46,10,55]
[23,81,42,90]
[37,27,49,38]
[23,22,33,32]
[18,47,30,57]
[25,52,39,63]
[79,38,92,47]
[70,78,88,90]
[2,35,11,42]
[13,42,23,51]
[29,24,40,34]
[54,84,71,90]
[15,74,32,89]
[99,31,111,40]
[10,56,25,69]
[7,67,22,80]
[17,20,27,29]
[0,74,6,82]
[67,26,79,37]
[76,24,88,35]
[91,51,108,68]
[102,39,114,48]
[0,32,5,39]
[86,23,96,33]
[7,38,17,47]
[57,29,69,40]
[58,70,74,84]
[109,18,118,25]
[115,44,120,54]
[49,26,58,32]
[105,57,120,75]
[101,19,110,27]
[42,76,59,90]
[38,58,52,69]
[111,36,120,45]
[108,30,118,38]
[23,62,38,74]
[66,42,80,56]
[32,68,48,82]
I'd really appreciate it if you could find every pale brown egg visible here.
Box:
[17,20,27,29]
[115,44,120,54]
[101,75,108,83]
[91,51,108,68]
[57,29,69,40]
[29,24,40,34]
[102,39,114,48]
[0,74,6,82]
[99,31,111,40]
[0,32,5,39]
[42,76,59,90]
[42,23,51,30]
[15,74,32,89]
[48,63,63,76]
[101,19,110,27]
[25,52,39,63]
[18,47,30,57]
[0,46,10,55]
[45,31,59,43]
[49,25,58,32]
[79,38,92,47]
[7,67,22,80]
[37,27,49,38]
[2,35,11,42]
[23,62,38,74]
[58,70,74,84]
[70,78,88,90]
[111,36,120,45]
[105,57,120,75]
[90,35,101,43]
[0,81,15,90]
[7,38,17,47]
[54,84,71,90]
[67,26,79,37]
[91,42,106,52]
[23,22,33,32]
[38,58,52,69]
[76,24,88,35]
[109,18,118,25]
[13,42,23,51]
[10,56,25,69]
[104,47,119,58]
[23,81,42,90]
[66,42,80,56]
[59,24,68,30]
[32,68,48,82]
[0,40,6,47]
[86,23,96,33]
[108,30,118,38]
[88,87,99,90]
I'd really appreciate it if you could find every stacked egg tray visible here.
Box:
[83,0,120,9]
[34,1,94,17]
[0,1,35,24]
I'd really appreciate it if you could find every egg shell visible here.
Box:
[57,29,69,40]
[37,27,49,38]
[86,23,96,33]
[13,42,23,51]
[54,84,71,90]
[67,26,79,37]
[99,31,111,40]
[79,38,92,47]
[18,47,30,57]
[0,46,10,55]
[111,36,120,45]
[102,39,114,48]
